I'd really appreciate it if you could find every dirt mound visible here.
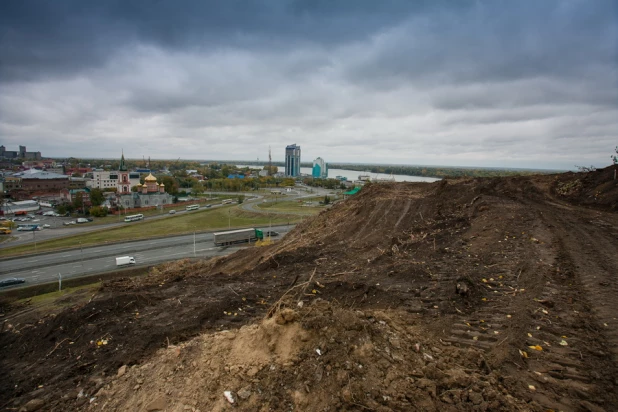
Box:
[2,170,618,411]
[87,302,529,412]
[551,165,618,210]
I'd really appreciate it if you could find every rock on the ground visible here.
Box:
[19,398,45,412]
[237,386,252,400]
[146,395,166,411]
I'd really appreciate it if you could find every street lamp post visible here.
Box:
[228,209,231,229]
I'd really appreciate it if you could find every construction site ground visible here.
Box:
[1,166,618,412]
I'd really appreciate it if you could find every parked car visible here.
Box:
[63,221,76,226]
[0,278,26,287]
[43,224,51,228]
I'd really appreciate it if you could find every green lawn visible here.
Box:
[81,195,228,226]
[257,197,327,214]
[0,206,300,257]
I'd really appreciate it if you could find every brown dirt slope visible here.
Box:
[1,166,618,411]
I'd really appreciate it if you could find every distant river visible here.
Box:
[236,165,440,183]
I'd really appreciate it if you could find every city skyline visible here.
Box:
[1,1,616,170]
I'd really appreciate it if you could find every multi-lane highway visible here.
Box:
[0,225,291,286]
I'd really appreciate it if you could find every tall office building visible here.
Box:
[285,144,301,177]
[312,157,327,179]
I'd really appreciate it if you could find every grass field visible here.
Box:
[256,197,326,214]
[80,195,228,226]
[0,205,300,257]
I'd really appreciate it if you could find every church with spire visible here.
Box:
[115,153,173,210]
[117,153,132,195]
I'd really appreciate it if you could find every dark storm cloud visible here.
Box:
[0,0,616,168]
[0,0,465,83]
[343,1,617,89]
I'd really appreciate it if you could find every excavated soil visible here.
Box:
[1,166,618,412]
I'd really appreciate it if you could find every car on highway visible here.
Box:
[169,210,176,214]
[63,221,76,226]
[264,231,279,237]
[43,224,51,228]
[205,204,212,208]
[0,278,26,288]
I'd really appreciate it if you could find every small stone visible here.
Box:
[20,398,45,412]
[468,391,484,405]
[223,391,236,404]
[275,309,298,324]
[146,396,166,411]
[133,384,141,391]
[117,365,127,378]
[246,366,260,377]
[237,386,252,400]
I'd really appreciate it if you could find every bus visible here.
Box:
[124,214,144,222]
[186,204,200,211]
[17,224,39,231]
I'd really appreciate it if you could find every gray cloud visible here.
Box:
[0,0,616,169]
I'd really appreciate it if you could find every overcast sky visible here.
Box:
[1,1,616,170]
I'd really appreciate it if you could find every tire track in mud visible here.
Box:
[435,198,618,410]
[515,203,618,410]
[540,206,618,361]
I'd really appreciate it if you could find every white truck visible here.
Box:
[116,256,136,266]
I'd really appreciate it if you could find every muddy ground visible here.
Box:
[1,166,618,411]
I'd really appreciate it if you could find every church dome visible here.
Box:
[144,173,157,182]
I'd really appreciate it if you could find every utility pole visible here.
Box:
[58,273,62,292]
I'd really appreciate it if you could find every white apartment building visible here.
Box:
[88,170,141,190]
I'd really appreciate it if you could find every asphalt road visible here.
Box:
[0,225,291,287]
[1,188,332,248]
